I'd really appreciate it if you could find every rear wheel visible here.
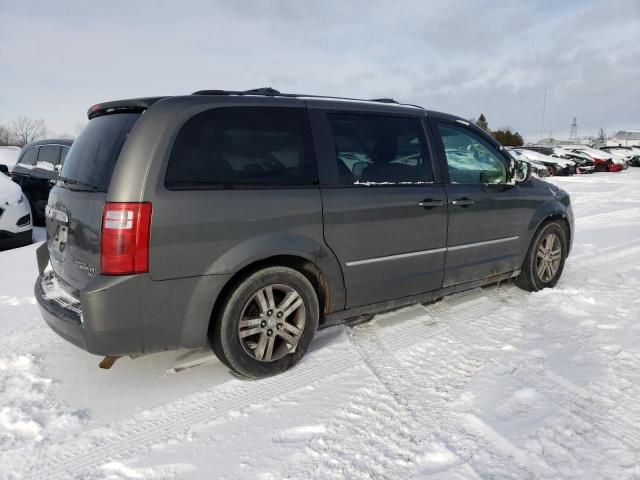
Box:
[210,267,319,378]
[515,221,568,292]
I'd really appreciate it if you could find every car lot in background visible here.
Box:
[0,170,32,250]
[11,139,73,224]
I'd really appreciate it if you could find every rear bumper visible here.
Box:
[35,270,86,350]
[34,243,231,356]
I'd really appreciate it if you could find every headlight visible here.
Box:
[6,194,24,207]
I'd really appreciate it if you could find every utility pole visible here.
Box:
[569,117,578,142]
[539,88,547,143]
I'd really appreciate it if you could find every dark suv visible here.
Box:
[35,89,573,378]
[12,139,73,224]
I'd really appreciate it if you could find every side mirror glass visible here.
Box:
[514,159,532,183]
[0,164,9,176]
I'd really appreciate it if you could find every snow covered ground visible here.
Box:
[1,170,639,479]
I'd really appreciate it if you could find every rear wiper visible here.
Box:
[57,176,99,191]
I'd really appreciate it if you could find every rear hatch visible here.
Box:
[46,113,141,292]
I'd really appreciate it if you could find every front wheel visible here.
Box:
[515,221,568,292]
[210,267,319,378]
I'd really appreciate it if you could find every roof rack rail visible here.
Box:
[190,88,423,109]
[191,87,281,96]
[368,98,398,104]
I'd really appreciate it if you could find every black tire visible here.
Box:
[515,221,568,292]
[210,266,319,378]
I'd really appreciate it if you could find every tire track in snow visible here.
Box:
[18,340,360,480]
[442,286,640,455]
[511,364,640,451]
[13,297,496,479]
[346,311,550,479]
[576,206,640,230]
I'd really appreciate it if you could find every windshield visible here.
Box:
[60,113,140,192]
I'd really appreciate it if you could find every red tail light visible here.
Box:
[100,202,152,275]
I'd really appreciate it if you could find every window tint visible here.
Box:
[37,145,60,166]
[166,107,317,189]
[61,113,140,192]
[327,113,432,185]
[437,123,507,184]
[19,147,38,166]
[59,146,70,166]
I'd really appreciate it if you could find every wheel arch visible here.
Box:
[523,204,572,266]
[208,254,333,340]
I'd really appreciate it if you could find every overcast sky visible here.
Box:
[1,0,638,140]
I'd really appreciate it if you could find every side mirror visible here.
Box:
[0,164,9,176]
[514,159,532,183]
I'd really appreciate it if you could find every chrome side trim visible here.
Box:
[346,236,519,267]
[447,236,519,251]
[346,247,447,267]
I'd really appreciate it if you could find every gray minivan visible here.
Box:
[35,88,573,378]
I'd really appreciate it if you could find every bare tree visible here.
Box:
[596,127,607,145]
[11,116,47,147]
[0,123,11,146]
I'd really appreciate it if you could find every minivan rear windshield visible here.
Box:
[60,113,141,192]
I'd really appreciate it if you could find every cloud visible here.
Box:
[0,0,638,140]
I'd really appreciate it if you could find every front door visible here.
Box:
[432,120,527,287]
[313,109,448,308]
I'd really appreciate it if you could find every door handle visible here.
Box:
[451,198,475,207]
[418,199,446,208]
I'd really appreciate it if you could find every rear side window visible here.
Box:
[37,145,60,167]
[19,147,38,166]
[326,113,432,185]
[60,113,140,192]
[166,107,317,189]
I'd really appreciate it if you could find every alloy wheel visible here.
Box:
[535,233,562,282]
[238,284,306,362]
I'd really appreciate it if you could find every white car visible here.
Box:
[507,149,549,177]
[0,145,21,172]
[0,172,32,250]
[511,149,576,176]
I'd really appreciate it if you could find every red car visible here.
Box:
[568,148,622,172]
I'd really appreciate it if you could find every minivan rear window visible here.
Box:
[60,113,140,192]
[165,107,317,189]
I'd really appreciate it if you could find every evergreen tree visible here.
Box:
[491,128,524,147]
[475,113,489,132]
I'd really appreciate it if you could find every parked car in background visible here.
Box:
[512,148,576,176]
[507,149,549,177]
[0,170,32,250]
[600,146,636,168]
[554,149,596,174]
[0,146,21,173]
[11,139,73,224]
[565,146,622,172]
[34,88,573,378]
[602,146,640,166]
